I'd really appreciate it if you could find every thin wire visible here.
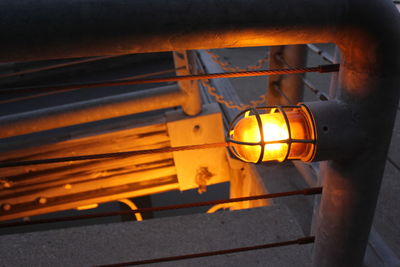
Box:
[119,67,183,81]
[387,157,400,172]
[94,236,315,267]
[276,54,330,101]
[0,55,117,80]
[302,77,329,101]
[0,64,340,95]
[0,142,229,168]
[306,44,334,64]
[0,187,322,228]
[273,82,294,105]
[197,62,337,110]
[0,68,181,105]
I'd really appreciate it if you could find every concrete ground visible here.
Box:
[0,205,312,267]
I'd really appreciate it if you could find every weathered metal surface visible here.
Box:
[228,158,269,210]
[0,0,335,62]
[166,103,229,191]
[0,114,179,221]
[195,51,269,208]
[303,101,365,162]
[173,51,202,116]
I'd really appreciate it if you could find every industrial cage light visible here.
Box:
[228,105,316,163]
[227,101,363,163]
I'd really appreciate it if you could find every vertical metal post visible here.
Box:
[311,2,400,264]
[328,46,340,99]
[310,45,340,235]
[266,45,307,105]
[173,51,202,116]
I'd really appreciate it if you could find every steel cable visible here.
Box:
[275,53,329,101]
[0,142,229,168]
[0,67,182,104]
[94,236,315,267]
[0,64,340,95]
[0,56,116,80]
[0,187,322,228]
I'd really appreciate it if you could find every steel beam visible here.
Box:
[0,0,399,266]
[267,45,308,105]
[0,0,378,62]
[0,84,185,138]
[173,51,202,116]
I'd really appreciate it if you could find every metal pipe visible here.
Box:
[0,84,185,139]
[267,45,308,105]
[0,0,399,266]
[311,3,400,267]
[173,51,202,116]
[328,46,340,99]
[0,0,361,62]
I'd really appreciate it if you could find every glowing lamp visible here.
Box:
[228,106,316,163]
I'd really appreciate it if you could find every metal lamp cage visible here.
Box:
[227,105,316,164]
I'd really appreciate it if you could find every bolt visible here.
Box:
[64,184,72,190]
[2,203,11,211]
[196,166,214,194]
[37,197,47,205]
[193,124,201,135]
[0,179,12,189]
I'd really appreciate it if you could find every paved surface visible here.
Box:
[0,205,312,267]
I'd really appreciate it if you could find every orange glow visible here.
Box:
[230,107,315,163]
[233,111,288,162]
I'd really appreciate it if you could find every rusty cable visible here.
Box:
[0,55,117,80]
[0,142,229,168]
[0,67,182,104]
[0,64,340,95]
[275,53,330,101]
[94,236,315,267]
[0,187,322,228]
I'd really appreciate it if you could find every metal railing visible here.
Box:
[0,0,399,266]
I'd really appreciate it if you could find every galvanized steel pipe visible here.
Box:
[267,45,308,105]
[0,0,399,266]
[0,85,185,138]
